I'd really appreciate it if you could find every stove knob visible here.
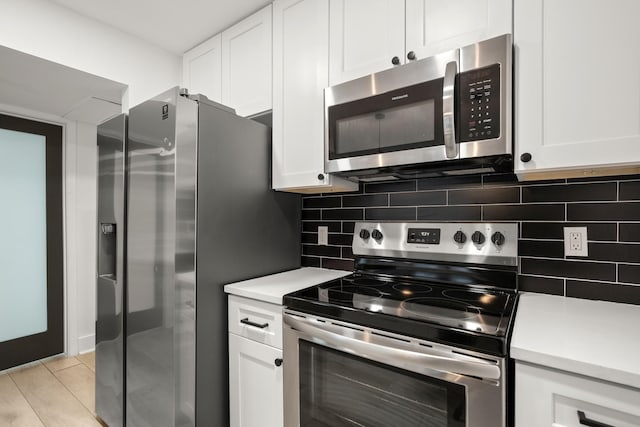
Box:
[453,230,467,244]
[491,231,506,246]
[359,229,370,240]
[471,231,485,245]
[371,229,383,241]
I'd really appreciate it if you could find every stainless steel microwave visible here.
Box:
[325,34,512,180]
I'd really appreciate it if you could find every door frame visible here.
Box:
[0,111,64,369]
[0,102,89,364]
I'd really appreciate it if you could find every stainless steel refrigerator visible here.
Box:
[95,87,301,427]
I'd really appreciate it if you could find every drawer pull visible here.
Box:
[578,411,614,427]
[240,318,269,329]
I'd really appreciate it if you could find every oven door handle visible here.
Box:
[285,315,500,381]
[443,59,458,159]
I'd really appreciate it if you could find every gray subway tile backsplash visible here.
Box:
[301,172,640,305]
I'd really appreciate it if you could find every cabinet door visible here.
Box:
[406,0,512,60]
[329,0,405,85]
[515,0,640,179]
[182,35,222,102]
[272,0,358,193]
[222,5,272,117]
[515,362,640,427]
[229,333,283,427]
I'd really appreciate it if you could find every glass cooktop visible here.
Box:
[286,273,516,337]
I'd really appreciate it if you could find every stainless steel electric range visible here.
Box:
[283,222,519,427]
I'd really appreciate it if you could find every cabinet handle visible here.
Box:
[317,173,325,181]
[274,358,283,367]
[240,318,269,329]
[407,51,416,61]
[391,56,400,65]
[520,152,532,163]
[577,411,614,427]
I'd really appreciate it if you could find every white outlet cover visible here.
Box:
[563,226,588,257]
[318,226,328,246]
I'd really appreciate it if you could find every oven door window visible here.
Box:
[328,80,444,160]
[299,341,465,427]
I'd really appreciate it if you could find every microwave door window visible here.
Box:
[379,100,436,151]
[335,113,380,157]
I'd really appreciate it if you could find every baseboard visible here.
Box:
[78,333,95,354]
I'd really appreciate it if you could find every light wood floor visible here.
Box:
[0,352,100,427]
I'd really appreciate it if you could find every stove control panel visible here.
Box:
[407,228,440,244]
[353,222,518,266]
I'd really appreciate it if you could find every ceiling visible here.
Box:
[0,45,126,124]
[49,0,273,54]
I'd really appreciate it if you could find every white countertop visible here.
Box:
[511,293,640,389]
[224,267,351,305]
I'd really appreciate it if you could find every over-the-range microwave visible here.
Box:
[325,34,512,181]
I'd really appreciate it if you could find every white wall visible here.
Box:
[66,122,98,354]
[0,0,183,355]
[0,0,181,108]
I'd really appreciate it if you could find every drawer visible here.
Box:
[516,361,640,427]
[228,294,283,349]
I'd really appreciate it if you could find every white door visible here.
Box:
[329,0,405,85]
[405,0,512,60]
[515,0,640,178]
[222,5,273,116]
[229,333,283,427]
[183,35,222,102]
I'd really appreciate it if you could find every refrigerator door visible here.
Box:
[126,88,197,427]
[96,114,127,427]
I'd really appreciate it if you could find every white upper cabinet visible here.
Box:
[329,0,513,86]
[183,35,222,102]
[222,5,272,117]
[329,0,405,85]
[272,0,358,193]
[515,0,640,179]
[405,0,512,60]
[182,5,272,117]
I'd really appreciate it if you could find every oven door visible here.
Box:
[283,311,506,427]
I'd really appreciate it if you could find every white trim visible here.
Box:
[77,333,95,354]
[65,121,78,356]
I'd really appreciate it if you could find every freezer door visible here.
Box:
[96,114,127,427]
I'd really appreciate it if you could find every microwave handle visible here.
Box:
[443,60,458,159]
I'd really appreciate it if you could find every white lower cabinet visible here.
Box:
[515,361,640,427]
[228,295,284,427]
[229,333,283,427]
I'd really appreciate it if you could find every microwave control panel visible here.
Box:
[458,64,501,142]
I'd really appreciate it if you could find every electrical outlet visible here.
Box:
[564,226,588,257]
[318,226,328,246]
